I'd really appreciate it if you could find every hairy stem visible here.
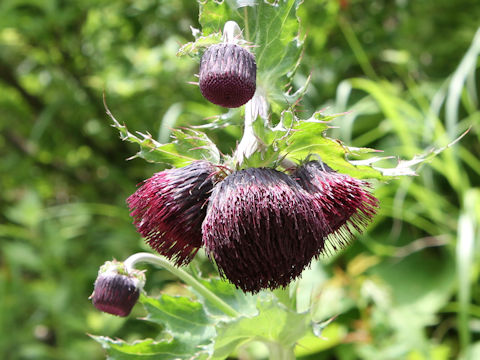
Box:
[234,87,269,165]
[243,7,250,41]
[124,252,239,318]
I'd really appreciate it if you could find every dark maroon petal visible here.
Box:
[202,167,330,293]
[199,43,256,108]
[127,161,217,266]
[293,160,379,250]
[92,273,140,317]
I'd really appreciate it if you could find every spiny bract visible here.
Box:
[127,161,217,265]
[199,43,256,108]
[202,167,330,293]
[293,160,379,251]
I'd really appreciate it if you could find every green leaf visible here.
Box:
[141,294,216,343]
[245,0,303,81]
[177,32,222,58]
[93,295,217,359]
[194,277,258,317]
[105,98,220,166]
[284,116,386,180]
[92,336,210,360]
[171,128,221,164]
[255,110,468,181]
[294,323,346,356]
[212,294,310,358]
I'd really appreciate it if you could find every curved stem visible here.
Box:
[125,252,239,318]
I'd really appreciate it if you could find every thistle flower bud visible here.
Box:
[293,160,379,249]
[202,167,330,293]
[199,43,256,108]
[91,260,145,317]
[127,161,217,266]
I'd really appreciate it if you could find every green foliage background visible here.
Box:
[0,0,479,359]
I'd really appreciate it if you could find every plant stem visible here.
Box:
[243,7,250,41]
[266,342,295,360]
[124,252,239,318]
[234,88,269,165]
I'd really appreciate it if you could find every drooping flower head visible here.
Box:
[202,167,330,293]
[127,161,217,266]
[199,43,257,108]
[91,260,145,317]
[293,160,379,250]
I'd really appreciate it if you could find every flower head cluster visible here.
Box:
[127,160,378,293]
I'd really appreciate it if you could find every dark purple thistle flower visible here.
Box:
[91,261,145,317]
[293,160,379,250]
[199,43,256,108]
[202,167,330,293]
[127,161,217,266]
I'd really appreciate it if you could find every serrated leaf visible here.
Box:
[92,336,210,360]
[177,32,222,58]
[240,145,281,169]
[94,294,217,359]
[255,111,468,181]
[212,295,309,358]
[141,294,216,345]
[283,116,386,180]
[348,128,470,177]
[193,277,258,318]
[171,128,221,164]
[104,98,220,166]
[244,0,303,82]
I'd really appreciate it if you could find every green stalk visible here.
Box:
[266,342,295,360]
[243,7,250,41]
[124,252,239,318]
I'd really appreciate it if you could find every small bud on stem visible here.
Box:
[91,260,145,317]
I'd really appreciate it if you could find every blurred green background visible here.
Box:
[0,0,479,359]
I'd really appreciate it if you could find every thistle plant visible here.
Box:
[91,1,464,359]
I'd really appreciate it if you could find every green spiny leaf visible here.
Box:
[212,294,310,358]
[105,97,220,167]
[177,32,222,58]
[141,294,216,343]
[91,336,210,360]
[171,128,221,164]
[253,110,468,181]
[193,277,258,317]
